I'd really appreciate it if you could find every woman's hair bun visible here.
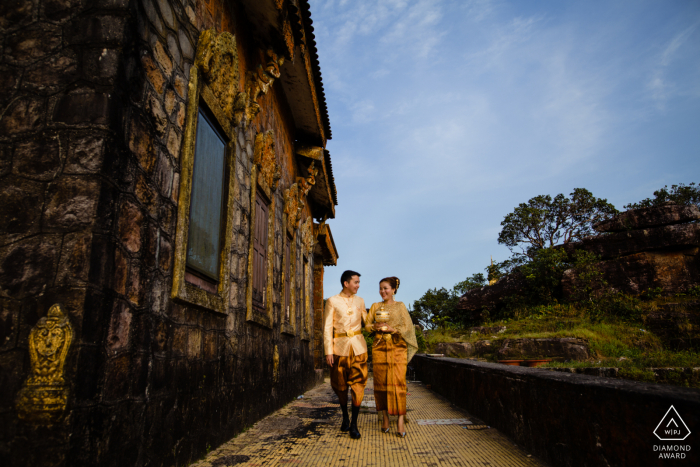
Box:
[380,276,400,294]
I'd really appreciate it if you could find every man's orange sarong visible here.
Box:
[330,347,368,407]
[372,334,408,415]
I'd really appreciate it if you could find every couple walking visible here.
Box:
[323,270,418,439]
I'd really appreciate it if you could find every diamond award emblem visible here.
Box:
[654,406,691,441]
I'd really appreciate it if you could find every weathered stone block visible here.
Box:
[135,173,158,217]
[156,0,176,29]
[173,72,187,99]
[164,89,177,116]
[179,29,194,61]
[43,0,83,21]
[158,235,172,272]
[0,67,21,106]
[0,177,44,240]
[66,15,128,45]
[55,231,92,285]
[166,127,182,159]
[0,96,45,134]
[167,33,182,69]
[81,47,121,83]
[171,172,180,202]
[5,24,62,64]
[496,338,589,361]
[153,41,173,79]
[22,51,79,94]
[65,134,105,174]
[146,90,168,136]
[43,177,100,231]
[0,235,60,299]
[142,55,166,94]
[594,203,700,233]
[0,0,34,30]
[128,116,156,173]
[113,248,129,294]
[118,200,145,253]
[54,90,111,125]
[107,300,132,351]
[13,135,62,181]
[103,353,132,400]
[435,342,473,358]
[127,265,143,305]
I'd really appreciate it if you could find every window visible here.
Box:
[252,190,269,311]
[171,28,238,314]
[186,109,226,284]
[302,256,309,333]
[284,234,291,322]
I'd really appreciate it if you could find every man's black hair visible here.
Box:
[340,270,361,287]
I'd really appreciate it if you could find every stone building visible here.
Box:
[0,1,339,465]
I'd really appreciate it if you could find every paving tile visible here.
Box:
[192,379,545,466]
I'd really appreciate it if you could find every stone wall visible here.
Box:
[412,355,700,467]
[0,1,328,466]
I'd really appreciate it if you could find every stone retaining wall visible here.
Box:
[412,355,700,466]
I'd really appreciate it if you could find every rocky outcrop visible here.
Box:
[456,270,525,312]
[562,204,700,297]
[593,203,700,232]
[458,204,700,318]
[561,223,700,260]
[434,337,588,361]
[496,338,589,361]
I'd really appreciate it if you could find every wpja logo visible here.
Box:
[653,405,691,460]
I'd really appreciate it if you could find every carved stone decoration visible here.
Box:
[284,183,304,232]
[297,161,318,196]
[195,29,241,122]
[272,345,280,384]
[254,130,281,195]
[16,304,73,423]
[235,49,285,124]
[301,217,314,257]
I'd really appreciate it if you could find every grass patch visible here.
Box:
[422,298,700,387]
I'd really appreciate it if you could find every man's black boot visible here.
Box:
[340,403,350,432]
[349,405,361,439]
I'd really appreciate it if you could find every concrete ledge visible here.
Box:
[412,355,700,466]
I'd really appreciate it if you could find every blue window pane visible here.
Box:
[186,110,226,280]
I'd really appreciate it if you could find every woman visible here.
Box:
[365,276,418,437]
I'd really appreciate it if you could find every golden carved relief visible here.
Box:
[195,30,241,122]
[297,161,318,196]
[284,183,303,232]
[301,217,314,258]
[272,345,280,383]
[236,49,285,124]
[254,130,281,194]
[16,304,73,423]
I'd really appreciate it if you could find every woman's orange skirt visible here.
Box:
[372,334,408,415]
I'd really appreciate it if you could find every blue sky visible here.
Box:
[309,0,700,306]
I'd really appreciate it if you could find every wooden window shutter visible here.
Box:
[253,191,268,310]
[284,235,291,322]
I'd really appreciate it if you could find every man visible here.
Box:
[323,270,368,439]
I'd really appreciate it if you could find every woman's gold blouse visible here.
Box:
[365,301,418,362]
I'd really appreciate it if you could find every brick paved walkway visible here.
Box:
[192,379,545,466]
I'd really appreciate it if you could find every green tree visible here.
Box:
[624,182,699,210]
[498,188,617,259]
[410,274,486,329]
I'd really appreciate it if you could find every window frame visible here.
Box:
[171,67,237,314]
